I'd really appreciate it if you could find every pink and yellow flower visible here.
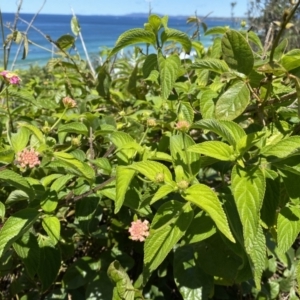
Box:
[0,70,21,85]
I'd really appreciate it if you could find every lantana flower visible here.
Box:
[175,120,190,132]
[15,148,40,169]
[62,96,77,108]
[0,70,21,85]
[128,219,150,242]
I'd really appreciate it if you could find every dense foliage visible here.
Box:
[2,2,300,299]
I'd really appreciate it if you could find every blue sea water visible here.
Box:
[0,13,234,69]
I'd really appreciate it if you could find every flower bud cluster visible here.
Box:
[15,148,40,169]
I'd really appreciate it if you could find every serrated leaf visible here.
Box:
[191,58,229,73]
[222,29,254,75]
[0,169,34,199]
[247,225,266,289]
[193,118,245,147]
[109,28,156,57]
[143,201,193,282]
[148,14,162,33]
[236,131,265,156]
[37,237,61,292]
[42,216,61,245]
[188,141,236,161]
[10,127,30,153]
[13,232,40,279]
[71,16,81,36]
[151,184,175,204]
[161,28,192,53]
[261,136,300,158]
[108,260,135,300]
[198,89,217,119]
[56,34,75,50]
[277,206,300,253]
[128,161,173,184]
[115,167,136,214]
[158,52,181,99]
[143,53,158,78]
[0,208,40,257]
[170,134,201,176]
[58,122,88,136]
[18,123,45,144]
[0,148,14,164]
[178,101,194,124]
[231,165,265,249]
[215,81,250,120]
[183,184,235,243]
[110,132,137,163]
[205,27,228,36]
[53,152,95,180]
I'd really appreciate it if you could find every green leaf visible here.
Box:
[42,216,61,245]
[277,207,300,253]
[236,131,265,156]
[110,132,138,163]
[0,202,4,222]
[215,81,250,120]
[193,118,245,147]
[10,127,30,153]
[222,29,254,75]
[198,89,217,119]
[194,233,251,284]
[108,260,135,300]
[247,225,266,289]
[71,16,81,36]
[170,134,201,176]
[158,52,181,99]
[261,136,300,158]
[53,152,95,180]
[191,58,229,74]
[115,167,136,214]
[151,184,175,204]
[143,53,158,78]
[174,245,214,300]
[182,211,216,245]
[281,49,300,71]
[58,122,88,136]
[143,201,193,282]
[0,208,40,257]
[13,232,40,279]
[161,28,192,53]
[109,28,156,57]
[148,14,162,33]
[183,184,235,243]
[0,169,34,199]
[0,148,14,164]
[188,141,236,161]
[178,101,194,124]
[128,160,173,184]
[56,34,75,50]
[90,158,112,175]
[18,123,45,144]
[205,27,228,36]
[37,237,61,292]
[231,165,265,249]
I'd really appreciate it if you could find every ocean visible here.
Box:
[0,13,235,69]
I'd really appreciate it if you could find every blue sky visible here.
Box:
[1,0,248,17]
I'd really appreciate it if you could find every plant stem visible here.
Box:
[269,0,300,63]
[182,132,193,177]
[50,108,67,131]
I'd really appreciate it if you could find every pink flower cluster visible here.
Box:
[62,97,77,108]
[16,148,40,169]
[128,219,150,242]
[0,70,21,85]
